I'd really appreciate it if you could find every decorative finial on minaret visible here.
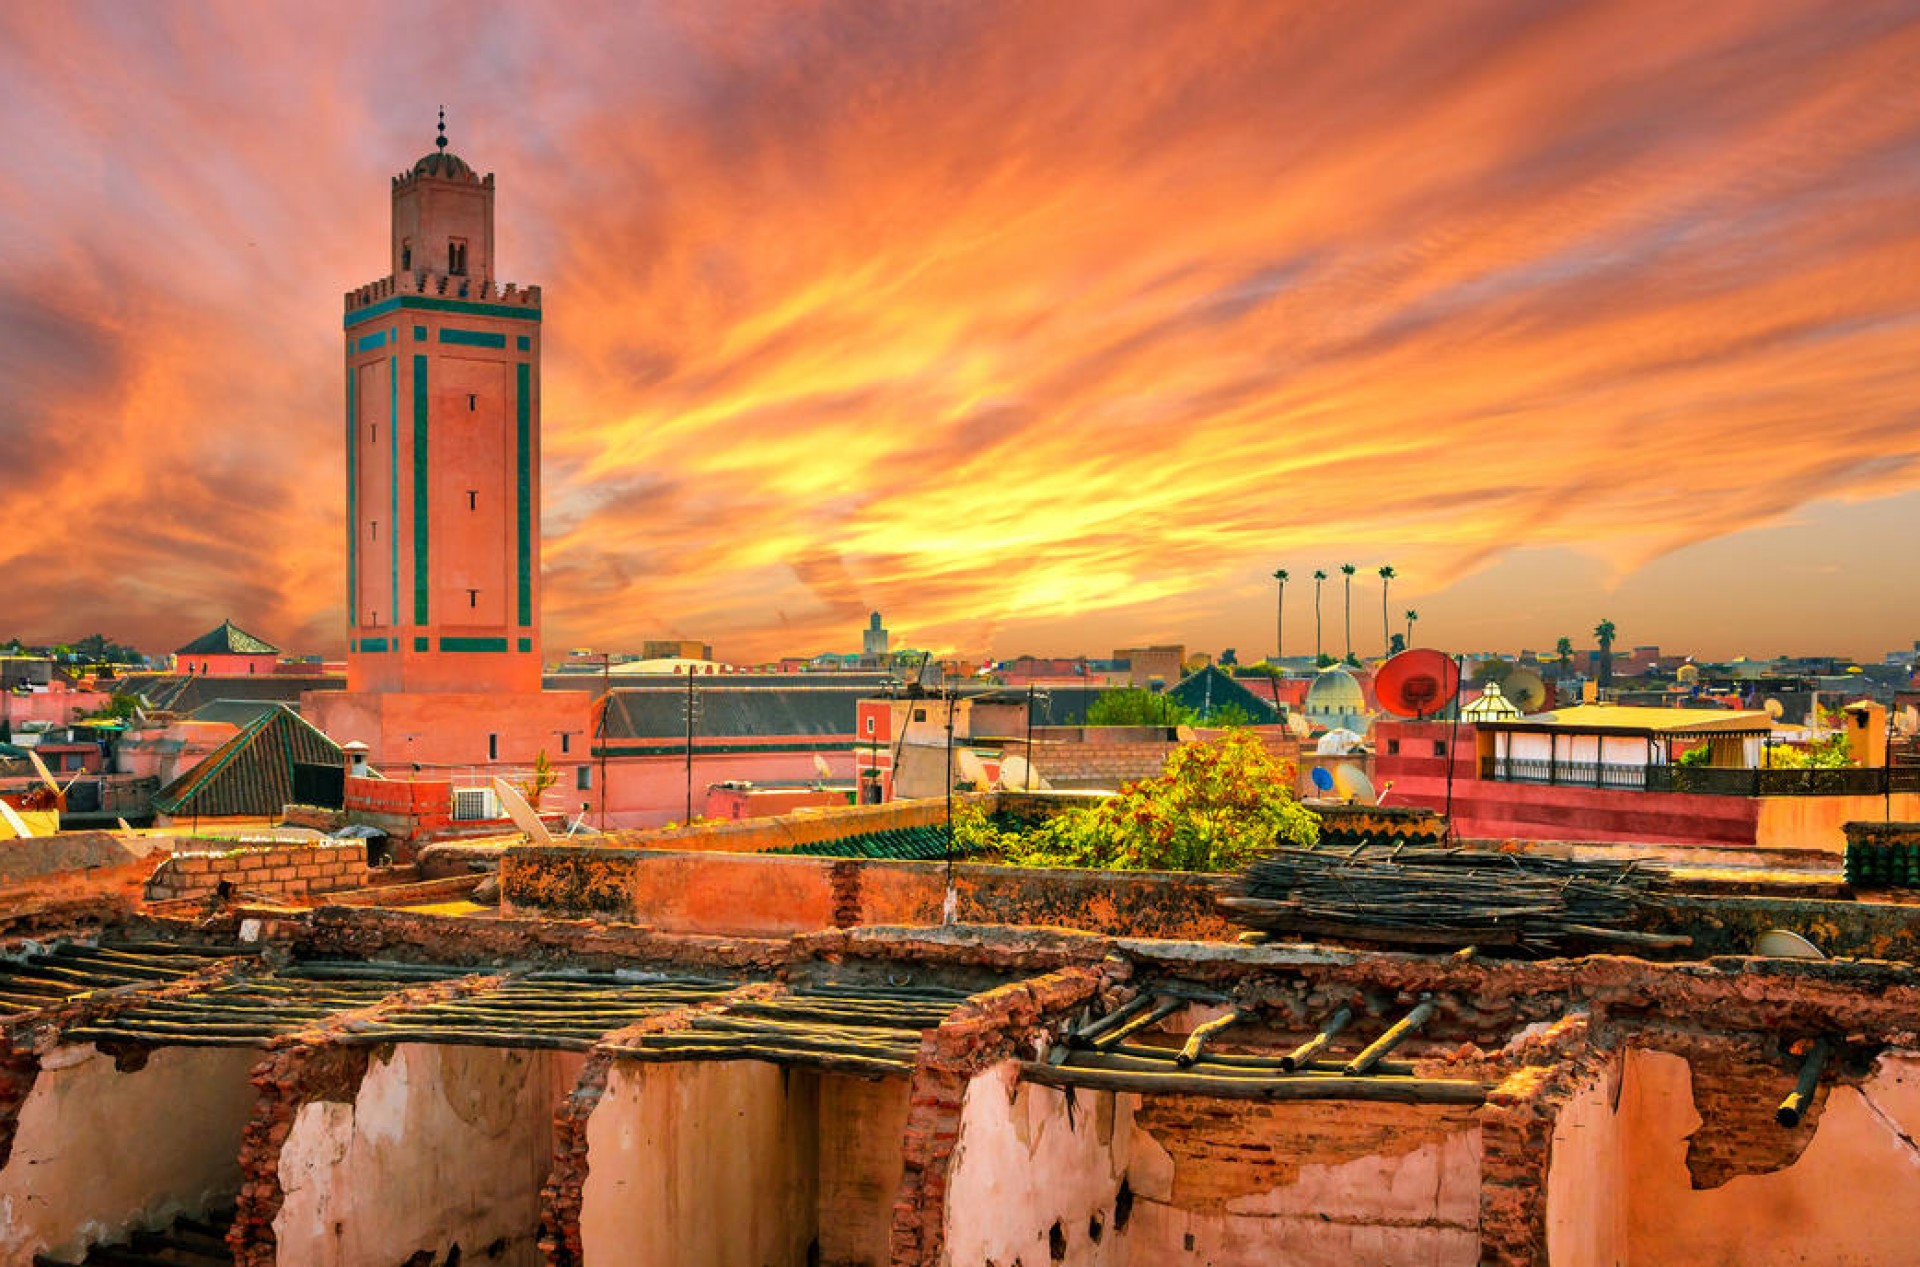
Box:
[436,106,448,152]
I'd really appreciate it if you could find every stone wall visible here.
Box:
[500,846,1236,941]
[144,841,368,904]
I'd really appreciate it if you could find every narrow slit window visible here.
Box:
[467,393,477,412]
[369,520,377,541]
[488,733,499,761]
[467,588,479,608]
[466,490,478,510]
[401,240,412,271]
[449,239,468,275]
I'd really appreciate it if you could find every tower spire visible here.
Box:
[436,105,448,152]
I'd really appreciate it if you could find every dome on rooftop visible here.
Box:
[411,150,472,179]
[1304,665,1365,715]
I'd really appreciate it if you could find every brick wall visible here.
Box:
[144,841,368,904]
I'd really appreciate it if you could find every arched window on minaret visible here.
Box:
[401,239,412,271]
[449,239,468,276]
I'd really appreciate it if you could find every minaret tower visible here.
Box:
[341,111,543,694]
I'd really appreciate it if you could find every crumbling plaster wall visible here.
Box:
[273,1044,581,1267]
[578,1060,823,1267]
[940,1063,1482,1267]
[1544,1048,1920,1265]
[0,1043,260,1267]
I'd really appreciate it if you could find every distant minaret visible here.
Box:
[341,110,543,694]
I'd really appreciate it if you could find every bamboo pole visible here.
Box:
[1777,1037,1834,1128]
[1018,1061,1487,1105]
[1089,998,1187,1052]
[1073,993,1156,1044]
[1174,1009,1251,1067]
[1065,1050,1414,1079]
[1344,999,1436,1076]
[1281,1006,1353,1071]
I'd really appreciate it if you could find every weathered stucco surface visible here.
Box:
[273,1044,580,1267]
[941,1063,1481,1266]
[0,1044,259,1266]
[580,1061,822,1267]
[1544,1049,1920,1265]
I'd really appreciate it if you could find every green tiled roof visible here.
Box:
[154,704,341,817]
[175,620,279,657]
[771,824,968,861]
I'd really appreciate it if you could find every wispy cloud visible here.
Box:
[2,0,1917,659]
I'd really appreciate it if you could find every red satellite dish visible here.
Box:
[1374,649,1461,719]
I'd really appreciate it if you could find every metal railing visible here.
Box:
[1483,757,1920,797]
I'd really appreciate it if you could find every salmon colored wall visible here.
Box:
[304,688,588,775]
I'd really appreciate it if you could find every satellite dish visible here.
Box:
[998,754,1052,792]
[812,754,834,781]
[0,800,36,839]
[1765,698,1785,721]
[1503,667,1547,713]
[491,777,554,845]
[1333,764,1377,805]
[1754,929,1824,960]
[1373,650,1461,719]
[1315,728,1364,756]
[1286,712,1312,739]
[1676,664,1700,686]
[1310,765,1335,792]
[955,747,992,789]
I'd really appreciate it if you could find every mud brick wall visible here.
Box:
[144,841,368,904]
[1476,1013,1603,1267]
[890,965,1106,1266]
[229,1044,372,1267]
[539,1051,612,1267]
[1037,740,1178,789]
[279,805,348,833]
[501,846,1236,941]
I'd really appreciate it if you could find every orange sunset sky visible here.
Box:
[2,1,1918,665]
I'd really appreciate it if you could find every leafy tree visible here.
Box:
[1199,703,1258,728]
[973,731,1319,873]
[1316,653,1336,669]
[83,692,141,722]
[1389,634,1406,656]
[1472,659,1513,685]
[522,750,559,807]
[1086,688,1195,727]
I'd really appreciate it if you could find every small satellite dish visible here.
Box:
[1676,664,1700,686]
[812,754,834,781]
[1315,728,1364,756]
[998,754,1052,792]
[1373,649,1461,719]
[1333,764,1377,805]
[1286,712,1312,740]
[955,747,992,789]
[1503,667,1547,714]
[0,800,36,839]
[492,778,554,845]
[1765,698,1785,721]
[1754,929,1824,960]
[1310,765,1335,792]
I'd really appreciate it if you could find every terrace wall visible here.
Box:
[144,840,368,904]
[501,847,1233,941]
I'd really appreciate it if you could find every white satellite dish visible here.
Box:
[1754,929,1824,960]
[955,747,993,789]
[491,778,554,845]
[1315,728,1364,756]
[812,754,834,782]
[1333,764,1377,806]
[1285,712,1312,740]
[26,749,59,794]
[998,754,1052,792]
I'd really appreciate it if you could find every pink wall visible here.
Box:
[173,655,278,676]
[304,688,589,778]
[0,686,111,727]
[599,749,857,829]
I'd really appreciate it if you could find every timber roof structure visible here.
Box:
[152,704,343,817]
[174,620,279,657]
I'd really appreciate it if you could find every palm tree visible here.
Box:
[1405,609,1419,646]
[1555,636,1574,671]
[1340,564,1357,660]
[1271,569,1289,662]
[1594,619,1617,688]
[1377,565,1396,657]
[1312,570,1328,662]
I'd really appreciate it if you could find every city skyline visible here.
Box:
[3,2,1918,663]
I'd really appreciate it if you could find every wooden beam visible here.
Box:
[1281,1005,1353,1071]
[1018,1061,1487,1105]
[1344,998,1437,1076]
[1777,1037,1834,1128]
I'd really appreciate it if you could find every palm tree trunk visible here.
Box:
[1314,583,1323,661]
[1381,579,1390,658]
[1343,577,1353,659]
[1276,586,1285,662]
